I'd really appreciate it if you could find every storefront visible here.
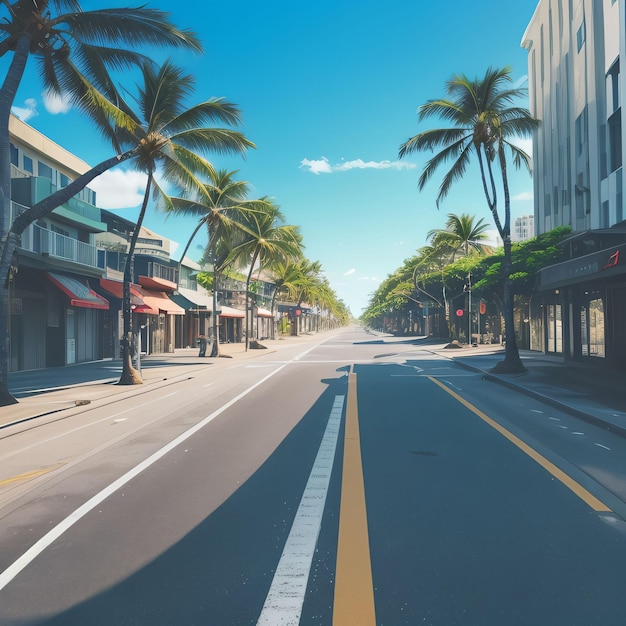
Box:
[537,240,626,367]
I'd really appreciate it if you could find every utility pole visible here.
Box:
[466,271,472,345]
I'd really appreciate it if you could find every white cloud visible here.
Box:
[344,268,356,276]
[300,156,415,175]
[510,137,533,157]
[89,168,148,209]
[300,157,333,175]
[43,90,72,115]
[512,191,534,201]
[11,98,38,122]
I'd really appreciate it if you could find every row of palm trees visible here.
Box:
[397,66,539,373]
[362,212,493,334]
[0,2,346,403]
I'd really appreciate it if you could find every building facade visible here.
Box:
[7,114,217,372]
[522,0,626,367]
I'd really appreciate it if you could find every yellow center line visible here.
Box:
[0,463,65,488]
[334,368,376,625]
[428,376,611,513]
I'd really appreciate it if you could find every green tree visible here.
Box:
[101,62,254,383]
[0,1,201,404]
[226,202,302,349]
[427,213,492,259]
[170,169,266,355]
[400,66,539,372]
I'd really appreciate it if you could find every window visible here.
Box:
[576,19,585,52]
[23,155,33,173]
[10,144,18,166]
[581,298,605,358]
[547,304,563,354]
[59,173,70,187]
[608,108,622,172]
[38,161,53,181]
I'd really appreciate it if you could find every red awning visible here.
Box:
[99,278,158,314]
[46,272,109,310]
[138,275,177,291]
[140,288,185,315]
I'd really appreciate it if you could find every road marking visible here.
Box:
[428,376,612,513]
[257,396,344,625]
[333,369,376,626]
[0,340,330,593]
[595,443,611,451]
[0,463,64,487]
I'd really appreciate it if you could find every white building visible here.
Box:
[521,0,624,235]
[520,1,626,367]
[513,214,535,241]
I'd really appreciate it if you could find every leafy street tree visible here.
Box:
[399,66,539,373]
[98,61,255,384]
[426,212,492,337]
[170,169,266,356]
[225,201,302,350]
[0,1,202,404]
[266,258,348,333]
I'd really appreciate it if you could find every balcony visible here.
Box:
[21,223,99,268]
[11,177,105,232]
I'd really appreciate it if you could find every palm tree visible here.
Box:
[426,213,492,340]
[399,66,539,373]
[170,169,266,356]
[101,61,254,384]
[0,2,201,404]
[427,213,492,260]
[265,260,305,337]
[226,202,302,350]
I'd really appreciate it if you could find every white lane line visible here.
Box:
[595,443,612,451]
[257,395,345,626]
[0,341,327,593]
[531,409,544,414]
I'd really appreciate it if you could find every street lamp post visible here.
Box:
[466,271,472,345]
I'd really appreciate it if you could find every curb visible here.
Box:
[453,359,626,439]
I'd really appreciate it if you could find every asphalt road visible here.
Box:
[2,328,626,625]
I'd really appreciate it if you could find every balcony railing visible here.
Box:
[21,223,99,268]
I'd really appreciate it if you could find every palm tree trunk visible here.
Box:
[491,145,525,373]
[0,35,30,405]
[118,174,154,385]
[245,248,260,351]
[209,268,220,357]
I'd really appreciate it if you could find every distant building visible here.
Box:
[512,215,535,242]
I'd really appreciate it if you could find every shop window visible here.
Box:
[581,299,605,357]
[547,304,563,353]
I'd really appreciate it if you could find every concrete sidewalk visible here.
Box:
[3,333,626,438]
[432,342,626,437]
[0,334,311,429]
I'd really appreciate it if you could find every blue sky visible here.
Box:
[7,0,539,315]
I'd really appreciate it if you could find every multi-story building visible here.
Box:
[522,0,626,367]
[6,114,220,372]
[513,215,535,241]
[9,114,110,372]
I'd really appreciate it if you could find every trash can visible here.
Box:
[197,336,207,357]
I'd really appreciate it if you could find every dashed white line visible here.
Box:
[595,443,612,451]
[256,395,344,625]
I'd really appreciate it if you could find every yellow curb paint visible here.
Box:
[0,463,64,488]
[333,370,376,626]
[428,376,611,513]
